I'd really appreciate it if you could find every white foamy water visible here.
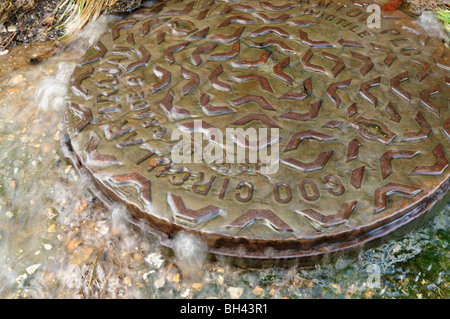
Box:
[417,11,447,40]
[172,232,208,280]
[35,62,77,111]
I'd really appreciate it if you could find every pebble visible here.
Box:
[26,264,41,275]
[192,282,203,290]
[180,288,190,298]
[47,224,57,233]
[154,277,165,289]
[10,74,24,86]
[143,270,155,281]
[253,285,263,296]
[145,253,164,269]
[228,287,243,299]
[167,272,180,283]
[95,222,109,235]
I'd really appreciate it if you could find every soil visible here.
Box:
[0,0,146,76]
[0,0,143,50]
[407,0,449,14]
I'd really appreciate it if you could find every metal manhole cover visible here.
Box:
[63,0,450,262]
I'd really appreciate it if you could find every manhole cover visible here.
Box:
[63,0,450,262]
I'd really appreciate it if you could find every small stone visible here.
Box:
[253,285,263,296]
[154,277,165,289]
[180,289,190,298]
[167,272,180,283]
[44,244,52,251]
[5,211,13,218]
[95,223,109,235]
[392,243,401,253]
[133,252,143,263]
[46,208,58,220]
[47,224,57,233]
[144,253,164,269]
[26,264,41,275]
[76,200,87,213]
[143,270,155,281]
[67,239,81,250]
[192,282,203,290]
[123,276,132,287]
[331,283,341,294]
[11,74,24,85]
[228,287,243,299]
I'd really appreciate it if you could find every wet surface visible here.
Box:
[0,40,60,78]
[64,0,449,261]
[0,5,448,299]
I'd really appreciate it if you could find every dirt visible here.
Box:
[0,0,143,50]
[0,0,146,76]
[407,0,449,14]
[0,40,60,78]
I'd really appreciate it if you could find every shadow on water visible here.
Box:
[0,14,448,299]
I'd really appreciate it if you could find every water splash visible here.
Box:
[172,232,208,281]
[417,11,447,40]
[35,62,77,111]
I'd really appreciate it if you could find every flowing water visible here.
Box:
[0,14,448,299]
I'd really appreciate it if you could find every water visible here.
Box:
[0,15,448,299]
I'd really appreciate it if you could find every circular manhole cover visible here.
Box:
[63,0,450,262]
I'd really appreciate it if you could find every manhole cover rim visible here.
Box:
[63,0,450,260]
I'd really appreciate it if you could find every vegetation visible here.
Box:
[436,9,450,34]
[53,0,123,35]
[0,0,142,50]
